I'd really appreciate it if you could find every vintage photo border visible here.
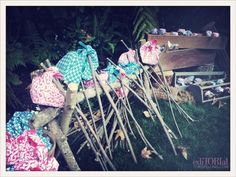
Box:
[0,0,235,177]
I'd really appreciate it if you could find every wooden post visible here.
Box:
[60,83,78,135]
[48,120,81,171]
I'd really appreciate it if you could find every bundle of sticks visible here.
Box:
[31,41,196,171]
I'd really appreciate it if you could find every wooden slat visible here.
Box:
[154,49,216,72]
[147,34,228,49]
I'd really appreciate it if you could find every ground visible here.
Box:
[63,98,230,171]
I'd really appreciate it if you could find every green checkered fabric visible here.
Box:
[103,62,141,83]
[56,42,99,84]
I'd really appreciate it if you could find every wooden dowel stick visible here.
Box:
[120,91,163,159]
[88,56,112,159]
[108,116,118,143]
[95,73,137,163]
[104,83,136,139]
[139,62,162,114]
[75,106,116,170]
[135,73,155,122]
[46,59,52,67]
[74,113,108,170]
[81,81,98,134]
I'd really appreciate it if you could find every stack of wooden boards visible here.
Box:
[146,33,229,72]
[146,32,230,103]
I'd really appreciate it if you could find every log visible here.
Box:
[76,71,140,103]
[32,108,60,129]
[147,34,228,49]
[60,83,79,135]
[48,120,81,171]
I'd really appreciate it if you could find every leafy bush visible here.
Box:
[6,7,159,111]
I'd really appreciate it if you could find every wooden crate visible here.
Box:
[187,82,230,103]
[152,49,216,72]
[146,33,228,49]
[173,71,226,89]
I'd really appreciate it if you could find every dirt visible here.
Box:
[136,86,195,103]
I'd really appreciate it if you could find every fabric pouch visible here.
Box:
[6,111,52,150]
[56,42,99,84]
[140,40,161,65]
[30,67,65,108]
[6,129,59,171]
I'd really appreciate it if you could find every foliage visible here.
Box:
[131,7,159,44]
[6,7,160,111]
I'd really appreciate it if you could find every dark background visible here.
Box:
[6,6,230,114]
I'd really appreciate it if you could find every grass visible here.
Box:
[112,99,230,171]
[64,98,230,171]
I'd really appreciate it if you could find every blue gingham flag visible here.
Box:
[103,62,141,83]
[6,111,52,150]
[56,42,99,84]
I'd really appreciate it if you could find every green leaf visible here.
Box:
[6,49,26,70]
[135,23,146,42]
[132,16,145,35]
[7,72,22,86]
[107,42,116,54]
[132,7,143,25]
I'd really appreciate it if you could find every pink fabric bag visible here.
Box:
[113,67,128,98]
[118,49,137,65]
[30,67,65,108]
[115,87,129,98]
[6,129,59,171]
[83,71,109,88]
[140,40,161,65]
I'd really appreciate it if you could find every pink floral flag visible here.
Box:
[6,129,59,171]
[118,49,137,65]
[30,67,65,108]
[140,40,161,65]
